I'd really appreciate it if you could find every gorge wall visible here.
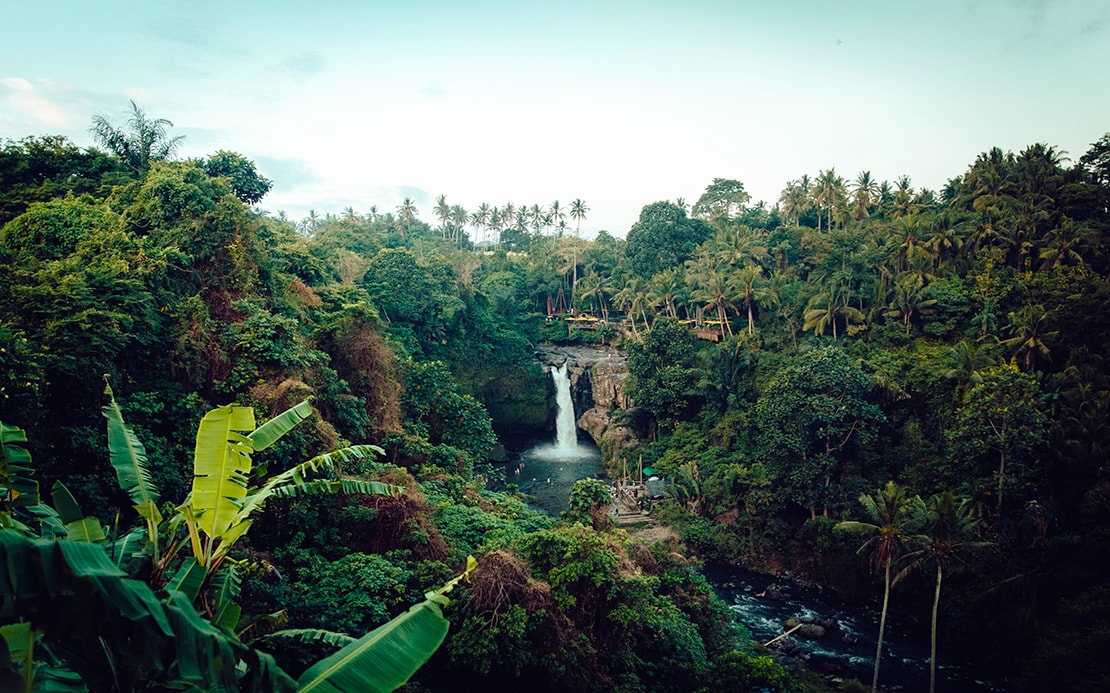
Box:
[535,345,647,464]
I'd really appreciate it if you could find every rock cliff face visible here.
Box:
[535,346,645,463]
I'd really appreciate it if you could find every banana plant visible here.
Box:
[98,383,400,585]
[174,398,398,578]
[0,528,476,692]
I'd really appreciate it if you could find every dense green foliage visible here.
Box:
[2,108,1108,691]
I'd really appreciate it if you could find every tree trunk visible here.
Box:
[931,563,943,693]
[873,559,891,692]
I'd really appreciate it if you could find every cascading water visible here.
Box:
[551,362,578,451]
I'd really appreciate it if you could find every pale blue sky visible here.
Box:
[2,1,1107,236]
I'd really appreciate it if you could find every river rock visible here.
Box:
[784,618,826,640]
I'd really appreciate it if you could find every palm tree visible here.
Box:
[894,492,988,693]
[850,171,880,222]
[549,200,565,234]
[1001,304,1058,371]
[434,195,451,238]
[836,482,925,693]
[449,204,469,245]
[529,204,544,235]
[647,268,685,319]
[883,273,938,334]
[396,197,418,235]
[1038,216,1089,270]
[472,203,492,247]
[733,265,772,335]
[688,266,735,338]
[803,287,864,340]
[814,168,847,231]
[943,340,998,401]
[90,100,185,172]
[777,179,807,226]
[570,198,589,237]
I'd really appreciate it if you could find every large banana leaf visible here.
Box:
[101,382,161,528]
[232,445,387,528]
[296,598,449,693]
[0,529,298,692]
[247,400,312,452]
[297,556,476,693]
[49,482,105,543]
[1,421,40,513]
[191,405,256,544]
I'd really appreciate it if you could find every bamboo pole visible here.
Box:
[762,622,804,648]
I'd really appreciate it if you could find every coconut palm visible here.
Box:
[570,198,589,237]
[733,265,773,335]
[548,200,565,233]
[850,170,880,222]
[471,203,492,247]
[1001,304,1059,372]
[90,100,185,172]
[836,482,926,693]
[895,492,989,693]
[813,168,847,231]
[396,197,418,234]
[883,273,938,334]
[803,287,864,340]
[943,340,998,401]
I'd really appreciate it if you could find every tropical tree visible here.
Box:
[733,265,773,335]
[548,200,565,234]
[948,365,1048,512]
[883,273,938,334]
[894,491,989,693]
[850,170,880,222]
[692,178,752,227]
[1001,304,1058,372]
[434,195,451,237]
[836,482,926,693]
[397,197,418,235]
[802,287,864,340]
[90,100,185,172]
[813,169,847,231]
[471,203,492,246]
[570,198,589,237]
[943,340,999,401]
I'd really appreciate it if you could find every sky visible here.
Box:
[1,0,1107,237]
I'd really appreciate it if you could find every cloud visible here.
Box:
[0,77,73,128]
[278,53,326,78]
[252,155,320,189]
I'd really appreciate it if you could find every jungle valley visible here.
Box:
[2,105,1109,692]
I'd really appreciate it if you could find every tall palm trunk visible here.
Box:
[930,563,943,693]
[874,558,891,692]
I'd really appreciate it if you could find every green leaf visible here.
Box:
[296,556,475,693]
[49,482,84,525]
[1,421,41,511]
[247,399,312,451]
[164,557,205,603]
[191,405,255,542]
[63,518,106,543]
[233,445,384,527]
[101,381,160,513]
[50,482,106,543]
[296,599,449,693]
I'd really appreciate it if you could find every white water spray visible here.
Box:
[551,362,578,451]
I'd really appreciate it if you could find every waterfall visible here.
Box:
[551,362,578,451]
